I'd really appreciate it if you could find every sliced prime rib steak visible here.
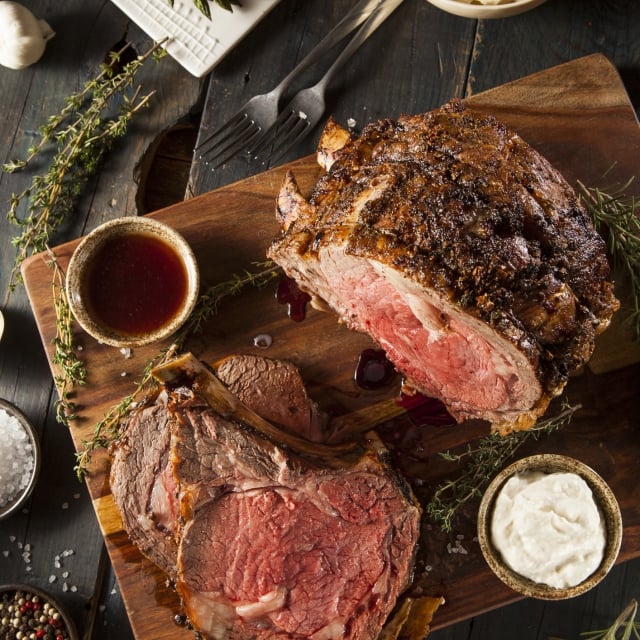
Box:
[110,353,421,640]
[268,99,619,433]
[110,354,331,576]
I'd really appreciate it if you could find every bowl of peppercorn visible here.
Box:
[0,399,41,522]
[0,584,78,640]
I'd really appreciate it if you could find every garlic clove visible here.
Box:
[0,1,55,70]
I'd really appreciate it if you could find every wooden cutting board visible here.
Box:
[21,53,640,636]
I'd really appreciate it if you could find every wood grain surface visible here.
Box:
[20,54,640,636]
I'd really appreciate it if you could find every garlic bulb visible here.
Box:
[0,1,55,70]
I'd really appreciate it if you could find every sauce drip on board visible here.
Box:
[276,276,311,322]
[398,392,455,427]
[83,232,188,336]
[354,349,397,390]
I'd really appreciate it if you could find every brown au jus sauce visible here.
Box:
[83,232,188,336]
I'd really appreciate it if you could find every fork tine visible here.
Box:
[195,111,248,155]
[251,114,312,166]
[200,124,264,170]
[248,108,298,157]
[197,117,263,168]
[265,119,313,165]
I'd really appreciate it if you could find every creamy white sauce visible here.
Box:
[490,471,606,589]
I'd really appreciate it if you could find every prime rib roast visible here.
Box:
[110,353,421,640]
[268,99,619,434]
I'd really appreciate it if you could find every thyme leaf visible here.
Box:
[425,402,580,533]
[578,180,640,340]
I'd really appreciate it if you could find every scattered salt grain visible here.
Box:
[120,347,132,359]
[253,333,273,349]
[61,502,69,510]
[0,407,35,508]
[347,117,357,128]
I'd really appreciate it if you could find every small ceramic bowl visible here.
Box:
[66,217,199,348]
[477,454,622,600]
[425,0,547,19]
[0,583,79,640]
[0,399,41,522]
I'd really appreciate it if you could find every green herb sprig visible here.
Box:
[4,39,166,291]
[578,180,640,340]
[580,598,639,640]
[549,598,639,640]
[75,261,281,478]
[48,250,88,424]
[425,402,580,533]
[168,0,239,20]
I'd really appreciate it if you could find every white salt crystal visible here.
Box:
[0,407,35,508]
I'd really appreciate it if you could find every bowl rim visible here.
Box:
[0,399,41,522]
[425,0,548,19]
[0,582,79,640]
[65,216,200,348]
[477,453,623,600]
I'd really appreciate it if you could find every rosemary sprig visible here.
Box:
[4,40,166,291]
[75,260,281,479]
[425,402,580,533]
[580,599,639,640]
[549,599,640,640]
[578,180,640,340]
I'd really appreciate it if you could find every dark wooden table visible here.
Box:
[1,1,639,639]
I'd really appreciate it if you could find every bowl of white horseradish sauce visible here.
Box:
[477,454,622,599]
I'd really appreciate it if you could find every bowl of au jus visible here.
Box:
[66,217,200,348]
[0,399,41,522]
[425,0,547,19]
[477,454,622,600]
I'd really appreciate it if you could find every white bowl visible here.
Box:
[426,0,547,19]
[477,454,622,600]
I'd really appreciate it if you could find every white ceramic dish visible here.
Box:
[477,454,622,600]
[426,0,547,19]
[109,0,282,77]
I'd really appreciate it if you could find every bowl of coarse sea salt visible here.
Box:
[0,399,41,521]
[477,454,622,599]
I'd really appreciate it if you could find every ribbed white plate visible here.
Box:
[110,0,282,77]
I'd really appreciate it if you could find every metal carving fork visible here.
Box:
[195,0,389,169]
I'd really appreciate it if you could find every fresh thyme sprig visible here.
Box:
[75,260,281,479]
[425,402,580,533]
[48,250,88,424]
[578,180,640,340]
[4,39,166,291]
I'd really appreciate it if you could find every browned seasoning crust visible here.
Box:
[269,99,619,432]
